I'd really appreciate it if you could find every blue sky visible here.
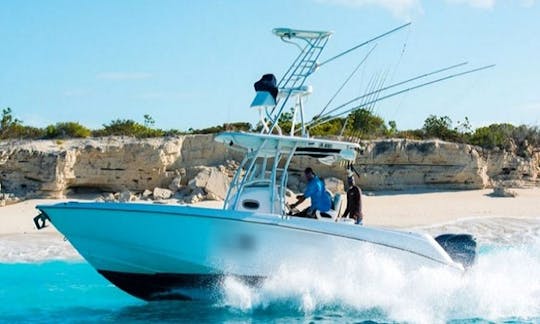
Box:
[1,0,539,132]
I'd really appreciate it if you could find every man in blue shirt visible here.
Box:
[290,167,332,218]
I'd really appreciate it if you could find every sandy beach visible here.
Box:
[1,188,539,237]
[364,188,540,228]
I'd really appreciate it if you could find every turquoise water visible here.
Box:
[1,241,540,324]
[0,262,396,323]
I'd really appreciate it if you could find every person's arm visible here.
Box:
[342,192,351,219]
[290,195,306,209]
[292,179,316,209]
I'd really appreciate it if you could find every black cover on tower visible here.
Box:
[254,74,278,101]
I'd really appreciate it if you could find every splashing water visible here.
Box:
[0,234,81,263]
[220,240,540,323]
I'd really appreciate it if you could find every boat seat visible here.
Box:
[315,192,343,221]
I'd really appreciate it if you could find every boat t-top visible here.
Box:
[36,25,482,301]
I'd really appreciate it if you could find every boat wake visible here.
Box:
[219,239,540,323]
[421,217,540,245]
[0,234,81,263]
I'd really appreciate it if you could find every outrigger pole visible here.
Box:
[318,44,378,118]
[317,22,411,68]
[316,61,470,120]
[307,64,496,129]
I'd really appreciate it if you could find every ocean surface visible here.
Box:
[1,217,539,324]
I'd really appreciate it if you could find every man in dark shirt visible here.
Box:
[342,173,363,225]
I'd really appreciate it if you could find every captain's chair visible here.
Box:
[315,192,344,221]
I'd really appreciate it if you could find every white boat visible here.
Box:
[36,26,478,301]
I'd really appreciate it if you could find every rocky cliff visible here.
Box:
[288,139,539,191]
[0,135,538,203]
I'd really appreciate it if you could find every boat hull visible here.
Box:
[98,270,264,300]
[37,202,462,301]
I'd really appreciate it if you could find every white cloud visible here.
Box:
[445,0,495,9]
[520,0,536,7]
[316,0,422,19]
[446,0,536,9]
[317,0,536,16]
[96,72,152,81]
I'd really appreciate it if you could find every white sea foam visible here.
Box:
[0,234,81,263]
[420,217,540,245]
[221,244,540,323]
[220,224,540,323]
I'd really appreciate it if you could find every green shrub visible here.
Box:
[387,120,398,136]
[1,107,21,139]
[422,115,464,142]
[1,108,47,139]
[189,122,253,134]
[1,106,539,158]
[309,118,345,136]
[223,122,252,132]
[469,123,539,157]
[276,110,294,134]
[45,122,91,138]
[94,119,165,138]
[395,129,424,140]
[2,124,45,139]
[470,123,515,149]
[512,124,540,147]
[346,108,387,138]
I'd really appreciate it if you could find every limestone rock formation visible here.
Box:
[168,175,183,192]
[0,135,538,205]
[485,150,538,187]
[118,190,136,202]
[142,189,152,199]
[187,166,230,201]
[0,135,237,199]
[324,177,345,194]
[153,187,173,200]
[492,186,518,197]
[289,139,499,191]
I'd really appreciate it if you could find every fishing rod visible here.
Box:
[318,44,378,118]
[342,70,389,138]
[367,69,390,112]
[347,162,361,177]
[318,22,412,68]
[316,61,469,121]
[307,64,496,129]
[300,69,386,136]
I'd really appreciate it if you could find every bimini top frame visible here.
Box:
[215,132,359,215]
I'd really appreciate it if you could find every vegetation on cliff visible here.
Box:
[1,107,539,157]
